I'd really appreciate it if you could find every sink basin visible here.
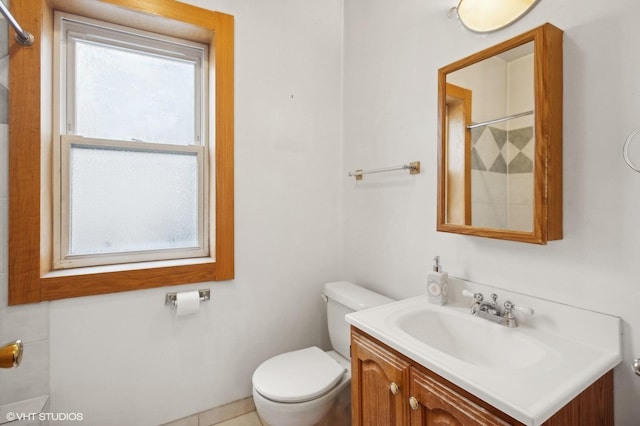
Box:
[346,289,621,426]
[393,308,548,369]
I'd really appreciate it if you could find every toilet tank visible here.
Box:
[323,281,394,359]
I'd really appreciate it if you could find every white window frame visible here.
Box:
[53,12,210,270]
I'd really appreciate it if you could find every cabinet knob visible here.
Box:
[409,396,420,410]
[390,382,399,395]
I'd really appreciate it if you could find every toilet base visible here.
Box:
[252,350,351,426]
[253,389,328,426]
[255,383,350,426]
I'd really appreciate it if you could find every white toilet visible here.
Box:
[252,281,393,426]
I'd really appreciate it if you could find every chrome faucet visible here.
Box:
[463,290,534,328]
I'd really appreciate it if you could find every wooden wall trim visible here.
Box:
[8,0,43,304]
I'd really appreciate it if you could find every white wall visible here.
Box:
[4,0,640,424]
[343,0,640,424]
[46,1,344,424]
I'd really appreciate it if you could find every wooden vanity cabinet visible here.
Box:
[351,327,410,425]
[351,327,614,426]
[409,367,511,425]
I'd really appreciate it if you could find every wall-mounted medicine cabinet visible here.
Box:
[437,23,563,244]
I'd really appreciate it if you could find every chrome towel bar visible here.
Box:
[348,161,420,180]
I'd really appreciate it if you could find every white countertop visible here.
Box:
[346,280,621,426]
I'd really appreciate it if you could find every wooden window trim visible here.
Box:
[8,0,234,304]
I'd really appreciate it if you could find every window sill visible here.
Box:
[43,256,216,279]
[39,256,219,302]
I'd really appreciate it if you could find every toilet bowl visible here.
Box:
[252,348,350,426]
[252,281,393,426]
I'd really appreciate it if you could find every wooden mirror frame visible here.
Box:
[437,23,563,244]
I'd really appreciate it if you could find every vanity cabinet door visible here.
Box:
[351,327,613,425]
[351,328,410,426]
[408,368,512,426]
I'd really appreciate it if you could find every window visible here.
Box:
[55,14,209,269]
[8,0,234,304]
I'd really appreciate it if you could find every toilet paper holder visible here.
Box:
[165,289,211,306]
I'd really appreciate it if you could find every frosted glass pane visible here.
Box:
[73,40,196,145]
[69,146,199,255]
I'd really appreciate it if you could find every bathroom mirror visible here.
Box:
[455,0,540,33]
[437,23,563,244]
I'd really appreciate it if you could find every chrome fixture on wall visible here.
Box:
[0,1,35,46]
[165,288,211,306]
[623,128,640,172]
[348,161,420,181]
[0,1,34,46]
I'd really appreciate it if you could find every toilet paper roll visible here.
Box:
[176,290,200,317]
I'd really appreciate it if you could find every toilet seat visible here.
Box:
[253,346,346,403]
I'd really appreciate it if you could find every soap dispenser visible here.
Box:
[427,256,448,305]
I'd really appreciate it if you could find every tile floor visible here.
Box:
[212,411,263,426]
[162,397,260,426]
[165,387,350,426]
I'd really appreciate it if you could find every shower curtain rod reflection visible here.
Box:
[0,2,34,46]
[466,110,533,129]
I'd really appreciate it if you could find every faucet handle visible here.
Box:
[504,301,535,316]
[461,289,483,301]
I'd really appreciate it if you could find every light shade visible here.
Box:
[456,0,539,33]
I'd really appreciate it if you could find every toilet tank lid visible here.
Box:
[323,281,394,311]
